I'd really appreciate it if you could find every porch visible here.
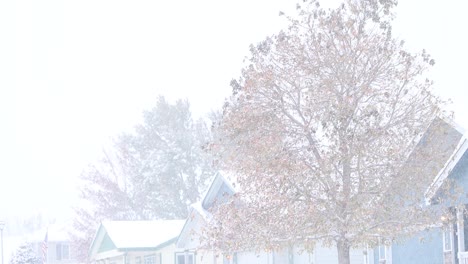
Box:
[444,207,468,264]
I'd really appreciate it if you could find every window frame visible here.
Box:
[144,253,161,264]
[144,254,155,264]
[378,239,392,264]
[55,243,70,261]
[443,228,453,252]
[378,244,386,262]
[174,252,195,264]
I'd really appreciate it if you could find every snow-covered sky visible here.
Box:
[0,0,467,222]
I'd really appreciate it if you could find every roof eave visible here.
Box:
[425,136,468,204]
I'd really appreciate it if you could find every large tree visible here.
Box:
[71,96,217,261]
[205,0,454,263]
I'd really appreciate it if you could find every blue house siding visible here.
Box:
[372,229,443,264]
[370,119,468,264]
[391,229,443,264]
[98,233,116,253]
[449,149,468,204]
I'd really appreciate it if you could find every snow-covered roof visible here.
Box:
[28,223,70,242]
[177,173,236,249]
[191,202,210,221]
[102,220,185,249]
[201,173,235,209]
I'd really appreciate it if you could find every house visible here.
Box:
[176,174,368,264]
[89,220,185,264]
[369,117,467,264]
[426,120,468,264]
[28,224,79,264]
[423,118,468,264]
[177,117,468,264]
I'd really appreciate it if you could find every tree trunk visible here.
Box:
[337,240,351,264]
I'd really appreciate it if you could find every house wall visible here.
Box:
[294,244,365,264]
[195,250,222,264]
[190,245,365,264]
[291,247,314,264]
[179,212,204,250]
[160,243,178,264]
[96,245,178,264]
[178,175,370,264]
[180,209,367,263]
[237,251,270,263]
[449,149,468,204]
[33,241,77,264]
[126,250,153,264]
[391,229,443,264]
[236,250,291,264]
[371,229,443,264]
[179,209,368,264]
[106,254,124,264]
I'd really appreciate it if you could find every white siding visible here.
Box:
[293,244,367,264]
[159,243,176,264]
[237,251,270,264]
[96,244,178,264]
[180,245,366,264]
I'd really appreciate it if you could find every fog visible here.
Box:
[0,0,467,236]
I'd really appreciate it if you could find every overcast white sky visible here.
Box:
[0,0,467,222]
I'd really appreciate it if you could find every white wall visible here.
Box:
[95,244,179,264]
[293,244,366,264]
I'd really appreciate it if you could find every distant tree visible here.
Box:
[71,96,217,262]
[10,242,40,264]
[205,1,453,263]
[22,214,45,234]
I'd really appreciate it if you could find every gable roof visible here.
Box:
[177,173,235,249]
[89,220,185,258]
[423,117,467,203]
[201,173,235,210]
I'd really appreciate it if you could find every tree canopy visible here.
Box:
[205,0,452,263]
[71,96,217,261]
[10,242,41,264]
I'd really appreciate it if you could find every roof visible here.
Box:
[177,174,236,249]
[201,173,235,209]
[175,204,208,249]
[28,222,71,242]
[103,220,185,249]
[423,117,467,203]
[89,220,185,258]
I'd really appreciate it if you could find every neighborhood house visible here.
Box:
[89,118,468,264]
[89,220,185,264]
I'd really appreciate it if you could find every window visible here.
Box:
[175,252,195,264]
[56,243,70,261]
[378,244,386,261]
[378,240,392,264]
[144,254,161,264]
[444,229,453,252]
[145,255,155,264]
[135,257,142,264]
